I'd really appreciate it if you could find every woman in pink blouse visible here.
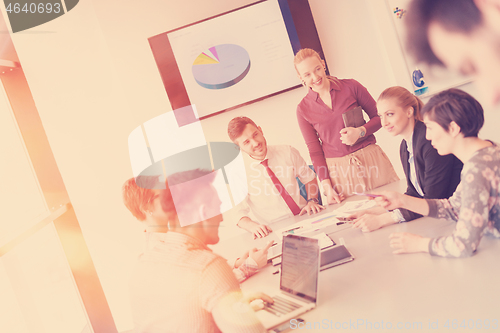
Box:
[294,48,399,204]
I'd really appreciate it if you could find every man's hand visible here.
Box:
[243,292,274,311]
[249,223,272,239]
[248,240,274,269]
[238,217,273,239]
[299,200,325,216]
[233,251,249,268]
[389,232,430,254]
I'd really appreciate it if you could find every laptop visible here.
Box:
[255,234,320,331]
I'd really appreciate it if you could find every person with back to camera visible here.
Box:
[350,86,463,232]
[405,0,500,107]
[123,170,274,332]
[293,48,399,203]
[374,88,500,257]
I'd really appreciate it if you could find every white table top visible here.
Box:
[213,180,500,332]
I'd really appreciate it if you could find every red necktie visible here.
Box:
[261,159,301,215]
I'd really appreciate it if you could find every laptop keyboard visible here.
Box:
[263,295,302,317]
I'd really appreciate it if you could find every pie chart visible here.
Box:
[192,44,251,90]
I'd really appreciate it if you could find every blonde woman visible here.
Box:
[351,86,462,232]
[294,48,399,203]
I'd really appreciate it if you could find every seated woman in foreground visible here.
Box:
[350,86,462,232]
[376,88,500,257]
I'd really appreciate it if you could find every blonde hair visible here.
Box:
[293,48,339,87]
[378,86,424,121]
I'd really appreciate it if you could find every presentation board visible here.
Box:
[149,0,326,119]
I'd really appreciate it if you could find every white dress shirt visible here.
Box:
[235,145,316,224]
[392,137,425,223]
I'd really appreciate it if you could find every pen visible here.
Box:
[354,193,382,198]
[311,215,336,224]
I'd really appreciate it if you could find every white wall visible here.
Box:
[7,0,500,331]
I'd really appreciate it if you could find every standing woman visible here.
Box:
[351,86,463,232]
[294,48,399,203]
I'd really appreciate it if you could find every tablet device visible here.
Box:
[320,245,354,271]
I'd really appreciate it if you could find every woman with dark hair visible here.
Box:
[293,48,399,203]
[376,88,500,257]
[350,86,462,232]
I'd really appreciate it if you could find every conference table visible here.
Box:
[213,180,500,332]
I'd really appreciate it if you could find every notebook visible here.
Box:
[341,105,367,145]
[255,234,320,330]
[320,245,354,271]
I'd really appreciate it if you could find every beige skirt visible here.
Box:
[325,144,399,196]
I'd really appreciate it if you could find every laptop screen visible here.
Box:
[280,234,319,303]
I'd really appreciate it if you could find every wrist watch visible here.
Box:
[307,197,319,204]
[359,128,366,138]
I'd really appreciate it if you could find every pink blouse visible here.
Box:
[296,78,381,181]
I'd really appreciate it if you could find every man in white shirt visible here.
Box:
[228,116,324,238]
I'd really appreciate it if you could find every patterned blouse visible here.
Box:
[427,143,500,257]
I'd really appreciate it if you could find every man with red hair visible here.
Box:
[123,170,272,333]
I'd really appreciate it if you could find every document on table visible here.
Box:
[275,200,376,237]
[269,232,333,264]
[334,199,377,214]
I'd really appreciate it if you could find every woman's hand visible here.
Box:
[340,127,363,146]
[374,191,405,210]
[389,232,430,254]
[352,212,395,232]
[325,186,344,204]
[321,179,344,204]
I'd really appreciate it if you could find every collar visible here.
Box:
[406,135,414,156]
[249,145,274,163]
[144,231,210,251]
[306,79,341,102]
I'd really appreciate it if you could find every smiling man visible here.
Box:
[406,0,500,106]
[228,116,324,238]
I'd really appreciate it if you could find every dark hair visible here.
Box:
[378,86,424,121]
[405,0,483,66]
[227,116,259,142]
[421,88,484,137]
